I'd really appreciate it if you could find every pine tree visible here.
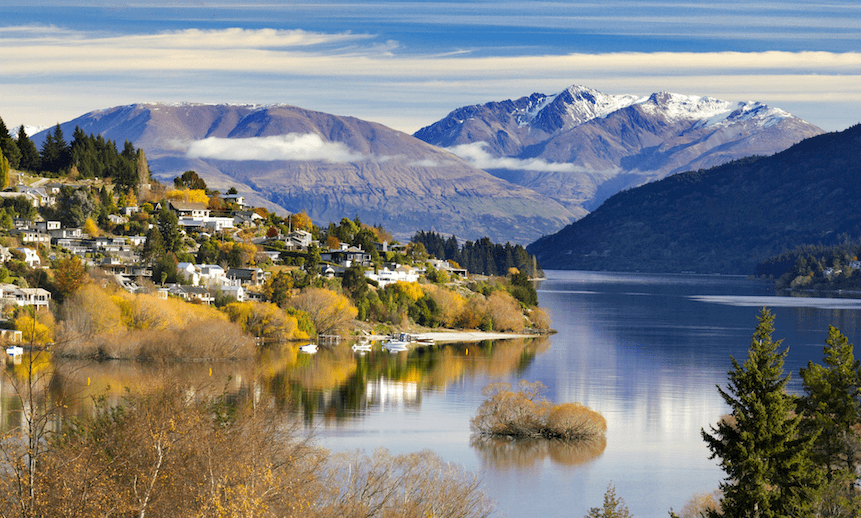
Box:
[0,149,9,191]
[16,126,41,172]
[799,325,861,486]
[702,308,823,518]
[0,116,21,170]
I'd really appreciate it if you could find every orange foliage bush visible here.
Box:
[471,381,606,442]
[486,291,525,332]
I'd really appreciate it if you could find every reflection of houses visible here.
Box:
[364,265,419,288]
[0,284,51,309]
[365,378,420,410]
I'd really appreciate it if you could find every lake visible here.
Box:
[13,270,861,517]
[314,271,861,517]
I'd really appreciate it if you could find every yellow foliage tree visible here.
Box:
[165,188,209,204]
[15,311,53,344]
[287,287,357,336]
[289,211,313,232]
[425,285,466,328]
[391,281,423,303]
[125,188,137,208]
[224,301,308,342]
[83,217,100,237]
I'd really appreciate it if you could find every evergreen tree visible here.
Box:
[799,325,861,486]
[702,308,823,517]
[16,126,41,172]
[142,226,165,264]
[0,116,21,170]
[40,123,70,173]
[157,206,182,253]
[0,149,9,191]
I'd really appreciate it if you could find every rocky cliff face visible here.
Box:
[414,85,824,211]
[45,103,578,243]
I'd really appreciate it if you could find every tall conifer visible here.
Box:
[800,325,861,486]
[16,126,40,172]
[702,308,823,517]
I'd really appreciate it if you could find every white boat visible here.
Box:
[298,343,318,354]
[5,346,24,356]
[383,340,409,352]
[352,341,373,352]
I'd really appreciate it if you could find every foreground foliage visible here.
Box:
[0,382,494,518]
[471,381,606,441]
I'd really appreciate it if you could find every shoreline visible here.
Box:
[363,330,547,343]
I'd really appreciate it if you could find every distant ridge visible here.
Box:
[526,124,861,274]
[415,85,824,214]
[33,103,577,244]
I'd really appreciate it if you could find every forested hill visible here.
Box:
[527,124,861,274]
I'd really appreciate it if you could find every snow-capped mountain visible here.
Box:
[414,85,824,213]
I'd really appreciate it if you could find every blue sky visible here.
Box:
[1,0,859,133]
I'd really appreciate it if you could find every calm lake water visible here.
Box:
[314,271,861,517]
[12,270,861,517]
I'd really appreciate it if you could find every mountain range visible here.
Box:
[31,86,822,245]
[526,124,861,274]
[37,103,576,243]
[414,85,823,212]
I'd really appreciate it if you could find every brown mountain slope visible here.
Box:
[48,103,579,243]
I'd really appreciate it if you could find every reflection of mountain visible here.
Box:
[470,435,606,469]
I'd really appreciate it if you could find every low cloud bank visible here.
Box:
[185,134,368,163]
[446,142,583,173]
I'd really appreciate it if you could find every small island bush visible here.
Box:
[471,381,606,441]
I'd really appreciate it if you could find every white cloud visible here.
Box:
[1,26,860,132]
[446,142,586,173]
[185,134,368,163]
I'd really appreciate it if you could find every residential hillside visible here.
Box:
[527,124,861,274]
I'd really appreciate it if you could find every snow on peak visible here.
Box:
[637,92,733,122]
[558,85,641,124]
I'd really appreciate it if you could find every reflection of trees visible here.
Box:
[24,336,552,427]
[470,435,606,469]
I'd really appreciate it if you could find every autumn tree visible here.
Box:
[52,255,88,302]
[263,271,294,307]
[289,210,313,232]
[799,326,861,488]
[702,308,823,518]
[287,287,357,336]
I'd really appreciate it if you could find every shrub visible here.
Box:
[471,381,606,442]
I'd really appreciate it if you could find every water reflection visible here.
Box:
[0,336,551,432]
[259,337,550,424]
[471,435,607,469]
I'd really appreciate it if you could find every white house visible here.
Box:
[15,248,41,268]
[365,265,419,288]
